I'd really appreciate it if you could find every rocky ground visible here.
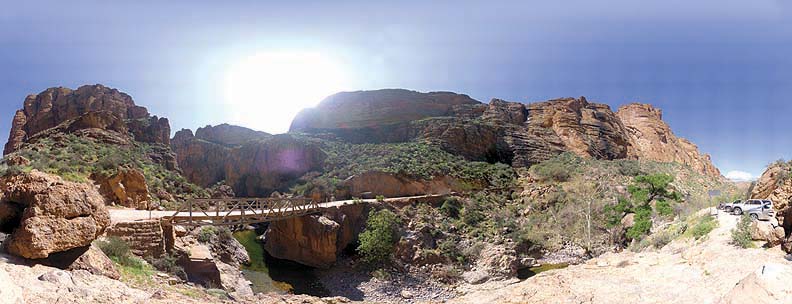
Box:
[451,209,792,303]
[315,256,458,303]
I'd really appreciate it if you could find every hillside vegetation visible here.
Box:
[0,132,207,205]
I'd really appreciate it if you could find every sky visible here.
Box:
[1,0,791,180]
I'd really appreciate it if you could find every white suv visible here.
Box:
[731,199,771,215]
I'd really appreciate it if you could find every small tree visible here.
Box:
[606,174,680,240]
[357,209,401,264]
[731,214,754,248]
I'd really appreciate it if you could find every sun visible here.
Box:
[224,51,348,133]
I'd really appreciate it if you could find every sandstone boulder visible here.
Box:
[750,221,785,246]
[68,245,121,279]
[0,170,110,259]
[719,263,792,303]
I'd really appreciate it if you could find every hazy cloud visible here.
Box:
[725,170,755,182]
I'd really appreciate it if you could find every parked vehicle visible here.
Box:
[747,201,775,221]
[731,199,771,215]
[722,200,742,212]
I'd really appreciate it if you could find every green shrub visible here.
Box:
[688,216,717,240]
[437,238,463,263]
[731,214,754,248]
[97,236,131,259]
[198,226,217,243]
[96,237,148,268]
[375,195,385,202]
[148,253,187,280]
[440,197,462,218]
[357,209,401,264]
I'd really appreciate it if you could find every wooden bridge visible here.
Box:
[108,194,449,225]
[161,197,322,226]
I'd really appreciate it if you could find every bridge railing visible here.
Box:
[163,197,321,226]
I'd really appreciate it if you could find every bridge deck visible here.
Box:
[108,194,446,226]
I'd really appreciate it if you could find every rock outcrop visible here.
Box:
[93,167,151,209]
[616,103,720,177]
[172,126,325,196]
[0,170,110,259]
[290,89,480,133]
[263,203,369,268]
[751,162,792,209]
[4,84,170,155]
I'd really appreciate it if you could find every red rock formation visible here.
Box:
[225,135,326,197]
[3,84,170,155]
[616,103,721,177]
[172,126,324,196]
[288,90,720,175]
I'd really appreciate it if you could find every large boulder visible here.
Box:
[616,103,721,177]
[750,220,785,247]
[0,170,110,259]
[719,263,792,303]
[4,84,170,155]
[263,215,340,268]
[65,245,121,279]
[263,203,369,268]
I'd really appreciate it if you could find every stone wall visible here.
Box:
[105,220,166,258]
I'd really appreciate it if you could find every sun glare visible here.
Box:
[224,51,348,133]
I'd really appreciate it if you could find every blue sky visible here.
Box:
[1,0,791,179]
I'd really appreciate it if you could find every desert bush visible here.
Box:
[437,238,463,263]
[96,236,146,268]
[357,209,401,264]
[687,215,717,240]
[375,195,385,202]
[440,197,462,218]
[148,253,187,279]
[198,226,217,243]
[731,214,754,248]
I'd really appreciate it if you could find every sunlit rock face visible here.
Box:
[3,84,170,155]
[172,125,324,196]
[616,103,721,177]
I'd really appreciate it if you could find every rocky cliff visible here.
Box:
[1,85,204,208]
[171,125,324,196]
[289,90,720,177]
[616,103,720,177]
[4,84,170,155]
